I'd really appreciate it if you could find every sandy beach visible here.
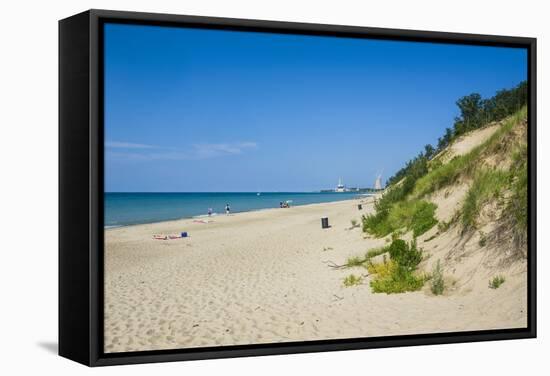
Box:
[104,195,527,353]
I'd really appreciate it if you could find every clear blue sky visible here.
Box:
[104,23,527,192]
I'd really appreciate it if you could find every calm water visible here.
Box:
[104,192,364,227]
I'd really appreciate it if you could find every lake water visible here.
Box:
[105,192,365,227]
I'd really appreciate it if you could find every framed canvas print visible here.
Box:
[59,9,536,366]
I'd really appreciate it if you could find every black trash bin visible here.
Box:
[321,217,329,229]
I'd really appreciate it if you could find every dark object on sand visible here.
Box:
[321,217,329,229]
[358,204,363,210]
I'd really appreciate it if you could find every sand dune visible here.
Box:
[104,195,527,353]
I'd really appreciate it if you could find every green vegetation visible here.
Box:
[345,256,364,267]
[413,152,477,197]
[364,94,527,240]
[344,246,389,268]
[343,274,363,287]
[506,145,528,246]
[368,239,426,294]
[414,106,527,200]
[409,202,439,236]
[386,81,527,188]
[366,257,394,277]
[363,199,438,237]
[489,275,506,289]
[354,82,527,293]
[452,82,527,139]
[430,260,445,295]
[363,97,526,242]
[366,247,388,259]
[370,267,425,294]
[458,111,527,234]
[387,239,423,271]
[461,169,508,229]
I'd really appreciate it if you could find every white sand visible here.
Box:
[104,195,527,353]
[434,122,502,164]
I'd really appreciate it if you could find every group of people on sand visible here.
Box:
[279,201,290,208]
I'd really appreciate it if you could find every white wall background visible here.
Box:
[0,0,547,374]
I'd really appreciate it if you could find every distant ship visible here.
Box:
[335,177,346,192]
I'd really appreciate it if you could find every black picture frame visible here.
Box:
[59,9,537,367]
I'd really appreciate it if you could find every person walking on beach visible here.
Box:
[208,208,212,217]
[225,203,230,215]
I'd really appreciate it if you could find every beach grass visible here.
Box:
[364,106,527,246]
[430,260,445,295]
[363,199,438,238]
[343,245,391,269]
[345,256,365,268]
[489,275,506,289]
[461,169,508,230]
[413,106,526,199]
[343,274,363,287]
[365,246,388,259]
[506,144,528,246]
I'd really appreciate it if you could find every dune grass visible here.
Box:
[343,274,363,287]
[345,256,365,267]
[413,153,476,198]
[413,106,526,199]
[344,246,390,268]
[363,199,438,237]
[506,144,528,246]
[366,246,388,259]
[489,275,506,289]
[461,169,508,229]
[430,260,445,295]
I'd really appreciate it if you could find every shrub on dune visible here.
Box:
[368,239,426,294]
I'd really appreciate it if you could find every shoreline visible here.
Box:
[105,194,373,230]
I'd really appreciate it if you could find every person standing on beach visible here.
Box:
[225,203,230,215]
[208,208,212,217]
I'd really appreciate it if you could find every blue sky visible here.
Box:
[104,23,527,192]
